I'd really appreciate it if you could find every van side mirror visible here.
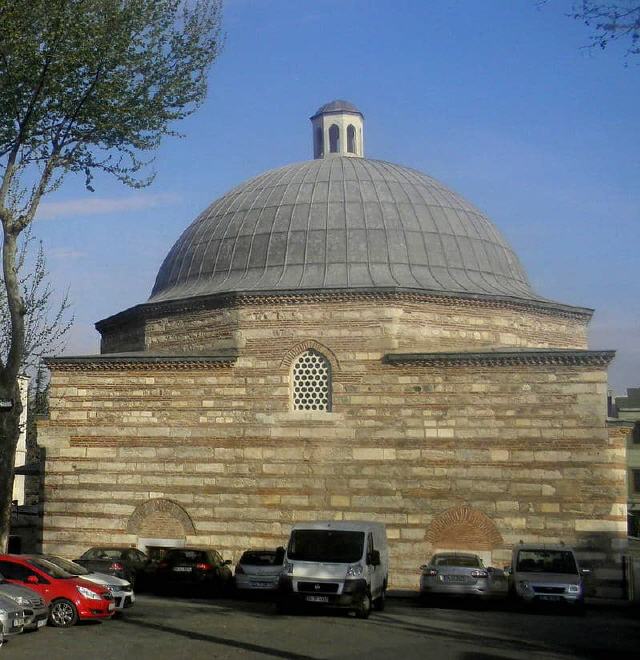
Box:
[27,575,39,584]
[369,550,381,566]
[223,559,232,565]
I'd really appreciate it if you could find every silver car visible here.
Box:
[0,592,25,642]
[0,578,48,631]
[509,543,587,610]
[42,555,135,611]
[234,548,285,592]
[419,552,508,601]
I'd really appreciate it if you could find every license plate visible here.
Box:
[37,619,47,628]
[305,595,328,603]
[108,603,116,611]
[173,566,192,572]
[444,575,466,583]
[13,618,24,627]
[538,595,562,602]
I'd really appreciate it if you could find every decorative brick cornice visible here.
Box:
[383,349,615,368]
[280,339,340,371]
[95,287,594,333]
[45,353,237,371]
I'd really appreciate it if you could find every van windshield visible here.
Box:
[516,550,578,574]
[288,530,365,563]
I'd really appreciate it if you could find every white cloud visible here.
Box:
[36,192,179,220]
[48,248,87,259]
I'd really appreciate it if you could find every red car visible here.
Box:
[0,554,115,627]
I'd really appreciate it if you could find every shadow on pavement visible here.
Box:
[119,615,317,660]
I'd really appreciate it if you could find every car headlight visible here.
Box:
[517,580,530,591]
[77,585,102,600]
[12,596,28,606]
[284,561,294,575]
[346,564,363,578]
[0,608,7,615]
[567,585,581,594]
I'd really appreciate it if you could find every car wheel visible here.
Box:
[49,599,79,628]
[373,588,386,611]
[355,591,372,619]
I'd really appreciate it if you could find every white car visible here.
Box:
[235,549,285,592]
[42,555,135,611]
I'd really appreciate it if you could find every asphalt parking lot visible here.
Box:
[3,594,639,660]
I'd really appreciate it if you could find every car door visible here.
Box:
[0,560,51,600]
[366,533,380,597]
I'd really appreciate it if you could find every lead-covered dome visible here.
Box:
[150,156,540,304]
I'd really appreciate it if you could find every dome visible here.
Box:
[312,99,362,117]
[149,157,540,304]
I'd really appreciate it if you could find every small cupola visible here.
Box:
[310,100,364,159]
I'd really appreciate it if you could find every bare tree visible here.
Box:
[571,1,640,58]
[0,0,223,550]
[0,228,73,374]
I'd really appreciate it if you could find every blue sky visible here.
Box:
[33,0,639,393]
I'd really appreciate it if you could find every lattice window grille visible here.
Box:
[292,350,331,412]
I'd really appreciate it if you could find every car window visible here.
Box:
[0,561,30,581]
[516,550,578,574]
[28,558,73,579]
[44,556,89,576]
[432,555,481,568]
[166,550,207,564]
[212,551,223,565]
[239,551,279,566]
[81,548,100,560]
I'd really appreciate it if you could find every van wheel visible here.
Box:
[355,591,372,619]
[50,599,78,628]
[373,589,386,611]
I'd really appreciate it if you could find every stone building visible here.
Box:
[39,101,627,594]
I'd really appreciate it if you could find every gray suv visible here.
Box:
[509,543,588,610]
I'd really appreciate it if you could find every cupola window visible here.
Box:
[347,124,356,154]
[329,124,340,153]
[314,127,324,159]
[292,350,331,412]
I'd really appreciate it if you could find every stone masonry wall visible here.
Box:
[100,295,590,355]
[39,299,624,593]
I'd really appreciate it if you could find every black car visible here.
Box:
[74,546,151,588]
[155,548,233,596]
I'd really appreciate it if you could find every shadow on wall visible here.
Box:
[575,530,627,599]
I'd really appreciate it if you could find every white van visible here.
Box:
[278,521,388,618]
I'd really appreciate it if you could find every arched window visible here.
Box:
[347,124,356,153]
[292,350,331,411]
[329,124,340,153]
[314,127,324,158]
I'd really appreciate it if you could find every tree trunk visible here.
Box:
[0,381,22,552]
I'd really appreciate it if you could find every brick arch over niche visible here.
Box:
[280,339,339,371]
[126,498,195,539]
[427,505,503,551]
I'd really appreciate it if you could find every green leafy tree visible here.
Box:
[0,0,223,550]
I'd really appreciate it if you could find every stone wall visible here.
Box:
[39,298,624,593]
[99,293,590,355]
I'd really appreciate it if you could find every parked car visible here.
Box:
[278,521,389,619]
[235,548,285,592]
[74,546,150,588]
[155,548,233,596]
[0,574,49,631]
[42,555,135,611]
[508,543,588,610]
[0,554,114,627]
[0,592,25,640]
[419,552,508,602]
